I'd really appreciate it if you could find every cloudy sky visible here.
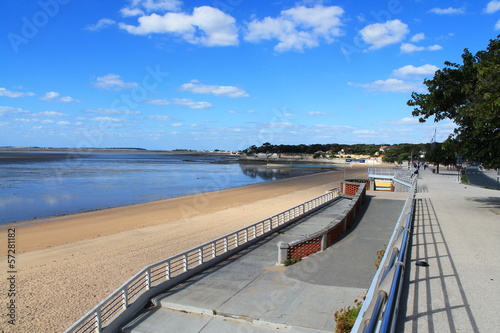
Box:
[1,0,499,150]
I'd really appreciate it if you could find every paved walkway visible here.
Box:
[122,191,408,333]
[397,169,500,332]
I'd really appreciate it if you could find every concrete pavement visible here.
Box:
[121,190,408,333]
[397,169,500,332]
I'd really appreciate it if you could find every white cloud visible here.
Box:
[360,19,409,50]
[400,43,442,54]
[495,19,500,30]
[171,123,183,127]
[57,121,71,126]
[180,80,249,98]
[376,117,420,125]
[485,1,500,13]
[410,33,425,42]
[308,111,330,116]
[392,64,439,78]
[267,122,296,128]
[120,0,182,17]
[429,7,465,15]
[146,98,212,109]
[85,108,140,115]
[90,117,121,122]
[14,118,39,123]
[227,110,237,114]
[93,74,138,90]
[244,5,344,52]
[349,78,424,93]
[119,6,238,47]
[34,111,67,117]
[40,91,80,103]
[427,44,443,51]
[172,98,212,109]
[0,106,29,116]
[147,115,174,121]
[0,87,35,98]
[85,18,116,31]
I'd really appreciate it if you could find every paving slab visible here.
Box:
[397,169,500,333]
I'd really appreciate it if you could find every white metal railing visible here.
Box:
[368,167,402,177]
[65,189,340,333]
[351,182,417,333]
[393,171,416,187]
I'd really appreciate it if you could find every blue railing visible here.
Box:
[351,181,416,332]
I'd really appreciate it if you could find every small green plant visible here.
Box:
[374,245,386,269]
[461,169,469,184]
[212,309,217,315]
[284,257,302,266]
[334,298,364,333]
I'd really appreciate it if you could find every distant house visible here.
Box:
[338,149,352,156]
[375,145,389,156]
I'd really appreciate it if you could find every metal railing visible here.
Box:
[65,189,340,333]
[351,181,417,333]
[393,171,415,187]
[367,167,402,178]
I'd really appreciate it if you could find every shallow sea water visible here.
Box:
[0,152,332,225]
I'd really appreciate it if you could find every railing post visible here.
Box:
[95,308,102,333]
[321,234,327,251]
[146,268,151,290]
[122,288,128,309]
[166,261,170,280]
[212,242,216,258]
[199,248,203,265]
[277,241,289,264]
[224,237,228,252]
[183,254,187,271]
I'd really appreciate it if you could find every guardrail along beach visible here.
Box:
[65,189,341,333]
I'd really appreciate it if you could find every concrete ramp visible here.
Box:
[122,194,406,333]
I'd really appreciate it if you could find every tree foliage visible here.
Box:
[408,36,500,168]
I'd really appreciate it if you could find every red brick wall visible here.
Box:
[344,183,360,196]
[288,236,322,259]
[326,223,344,246]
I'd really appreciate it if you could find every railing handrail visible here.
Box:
[65,188,341,333]
[351,180,417,333]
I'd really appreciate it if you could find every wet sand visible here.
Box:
[0,167,369,332]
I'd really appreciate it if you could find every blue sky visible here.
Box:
[1,0,499,151]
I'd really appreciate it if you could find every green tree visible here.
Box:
[408,36,500,168]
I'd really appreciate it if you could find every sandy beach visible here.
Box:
[0,166,370,332]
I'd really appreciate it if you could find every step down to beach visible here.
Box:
[122,302,333,333]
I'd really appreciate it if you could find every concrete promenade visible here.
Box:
[397,169,500,332]
[122,191,408,332]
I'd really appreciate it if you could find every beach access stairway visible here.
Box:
[120,184,410,333]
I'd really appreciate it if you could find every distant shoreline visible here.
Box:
[0,147,235,155]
